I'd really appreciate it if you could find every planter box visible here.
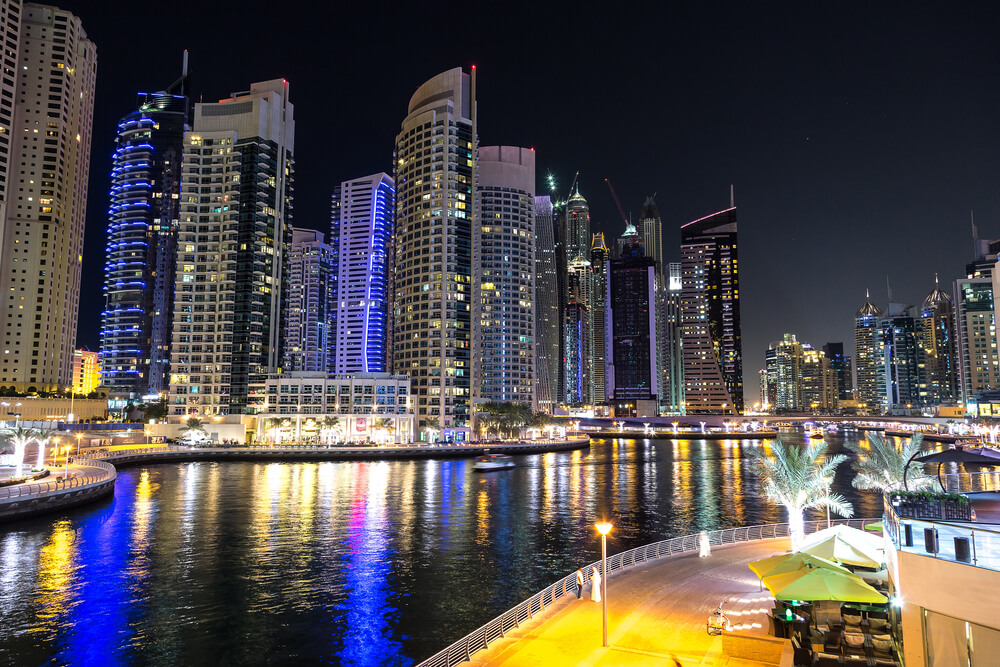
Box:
[896,498,971,522]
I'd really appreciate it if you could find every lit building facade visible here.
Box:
[100,71,189,398]
[167,80,295,416]
[330,172,394,374]
[822,342,853,402]
[606,230,658,416]
[766,334,804,411]
[590,232,609,403]
[533,195,559,412]
[392,68,475,439]
[954,276,1000,407]
[564,255,592,405]
[283,228,334,373]
[640,196,663,281]
[72,348,100,394]
[880,304,926,411]
[474,146,535,406]
[855,294,884,413]
[680,207,742,414]
[920,278,958,406]
[256,372,413,444]
[662,262,684,414]
[0,4,96,392]
[801,347,838,412]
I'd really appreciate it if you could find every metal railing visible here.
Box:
[0,460,116,500]
[75,446,175,460]
[417,517,878,667]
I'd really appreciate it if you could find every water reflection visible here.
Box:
[0,432,880,664]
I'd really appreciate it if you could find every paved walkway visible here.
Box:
[470,538,792,666]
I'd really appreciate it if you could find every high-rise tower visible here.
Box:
[284,228,334,373]
[167,80,294,416]
[880,303,925,411]
[854,292,884,413]
[920,277,958,406]
[590,232,609,403]
[330,172,394,374]
[564,186,590,260]
[533,195,559,413]
[663,262,684,414]
[392,68,475,439]
[822,342,853,402]
[0,4,96,392]
[474,146,535,407]
[680,207,742,414]
[640,196,663,282]
[101,60,190,398]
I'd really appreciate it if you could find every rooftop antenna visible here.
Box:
[972,210,979,257]
[935,272,939,287]
[730,184,735,208]
[887,276,893,304]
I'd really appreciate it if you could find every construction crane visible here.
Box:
[604,178,628,226]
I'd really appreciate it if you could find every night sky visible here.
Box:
[59,1,1000,404]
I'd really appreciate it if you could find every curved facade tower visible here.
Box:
[680,207,743,414]
[854,293,884,413]
[474,146,535,407]
[101,76,189,398]
[392,68,476,439]
[533,196,559,413]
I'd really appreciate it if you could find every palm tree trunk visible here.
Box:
[787,505,806,549]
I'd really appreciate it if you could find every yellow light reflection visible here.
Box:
[36,520,78,625]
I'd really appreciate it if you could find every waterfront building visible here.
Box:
[256,371,413,444]
[474,146,535,407]
[606,229,658,416]
[640,196,663,282]
[72,348,100,395]
[0,4,96,393]
[765,334,804,411]
[167,80,295,416]
[283,228,335,373]
[564,256,592,404]
[553,202,568,404]
[880,303,926,412]
[330,172,394,374]
[391,68,475,440]
[100,65,190,398]
[801,346,839,412]
[953,276,1000,408]
[855,293,884,414]
[822,342,853,402]
[680,207,743,414]
[920,277,958,406]
[590,232,609,403]
[662,262,684,414]
[533,195,559,413]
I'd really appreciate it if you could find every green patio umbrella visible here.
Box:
[749,552,853,580]
[762,567,888,604]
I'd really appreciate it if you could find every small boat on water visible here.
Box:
[473,454,515,471]
[809,429,825,439]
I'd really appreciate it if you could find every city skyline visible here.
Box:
[45,1,1000,405]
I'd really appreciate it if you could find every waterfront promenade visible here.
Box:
[468,538,791,667]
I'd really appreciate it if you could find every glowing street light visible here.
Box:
[595,520,613,647]
[62,445,72,479]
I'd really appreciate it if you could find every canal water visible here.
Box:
[0,431,882,665]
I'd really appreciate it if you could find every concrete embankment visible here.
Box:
[0,462,116,523]
[585,430,778,440]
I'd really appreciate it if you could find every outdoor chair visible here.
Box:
[867,617,889,632]
[842,632,866,657]
[869,635,895,660]
[842,656,866,667]
[824,629,842,654]
[873,660,900,667]
[812,653,842,667]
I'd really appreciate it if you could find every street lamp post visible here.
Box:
[595,520,613,647]
[66,386,75,423]
[62,445,72,479]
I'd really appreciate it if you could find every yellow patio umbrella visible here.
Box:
[762,567,887,604]
[797,528,884,568]
[749,552,853,580]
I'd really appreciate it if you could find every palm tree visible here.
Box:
[266,417,284,444]
[179,417,208,445]
[321,416,340,445]
[1,426,40,476]
[845,432,929,492]
[749,438,854,549]
[423,417,440,443]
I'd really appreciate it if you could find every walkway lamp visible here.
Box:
[62,445,72,478]
[595,520,613,647]
[75,433,83,456]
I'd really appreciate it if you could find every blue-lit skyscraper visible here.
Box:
[331,172,394,374]
[100,62,190,398]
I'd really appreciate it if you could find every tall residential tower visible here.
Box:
[854,293,884,413]
[167,80,295,416]
[680,207,743,414]
[392,68,475,439]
